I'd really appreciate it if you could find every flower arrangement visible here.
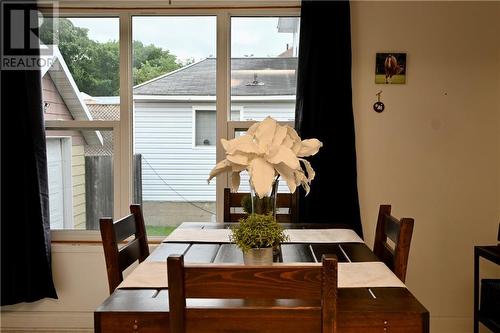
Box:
[207,116,322,198]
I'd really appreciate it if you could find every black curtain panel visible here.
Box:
[295,0,363,237]
[1,2,58,305]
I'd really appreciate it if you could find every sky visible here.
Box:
[69,17,299,62]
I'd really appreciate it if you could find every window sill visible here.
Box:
[51,230,165,244]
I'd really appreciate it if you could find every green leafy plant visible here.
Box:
[230,214,289,252]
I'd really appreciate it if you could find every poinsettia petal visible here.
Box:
[297,139,323,157]
[267,146,300,170]
[207,159,231,182]
[295,171,311,195]
[246,122,260,136]
[225,135,254,154]
[231,172,241,192]
[231,142,261,155]
[221,138,231,152]
[299,158,316,182]
[255,116,277,152]
[274,162,298,193]
[227,153,248,166]
[285,126,302,154]
[271,124,287,149]
[248,157,276,198]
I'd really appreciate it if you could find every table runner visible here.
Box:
[163,228,363,244]
[117,261,405,289]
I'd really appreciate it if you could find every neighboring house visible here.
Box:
[41,46,103,229]
[133,57,297,208]
[76,56,297,225]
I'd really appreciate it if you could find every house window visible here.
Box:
[195,110,216,146]
[195,109,240,147]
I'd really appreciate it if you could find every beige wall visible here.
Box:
[1,2,499,332]
[351,1,500,332]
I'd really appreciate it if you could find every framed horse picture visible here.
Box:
[375,52,406,84]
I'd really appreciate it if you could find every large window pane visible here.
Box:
[230,17,300,121]
[41,17,119,230]
[133,16,217,234]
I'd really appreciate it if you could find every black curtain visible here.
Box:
[295,0,363,237]
[1,2,58,305]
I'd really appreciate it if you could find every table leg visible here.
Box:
[473,248,479,333]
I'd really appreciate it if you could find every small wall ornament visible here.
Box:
[373,90,385,113]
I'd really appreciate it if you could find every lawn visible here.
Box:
[146,225,177,236]
[375,74,406,84]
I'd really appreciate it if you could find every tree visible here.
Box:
[40,18,185,96]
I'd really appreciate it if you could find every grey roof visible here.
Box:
[134,58,297,96]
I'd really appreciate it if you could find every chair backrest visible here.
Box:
[167,254,337,333]
[223,188,298,223]
[99,204,149,294]
[373,204,414,282]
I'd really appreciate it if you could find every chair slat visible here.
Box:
[118,239,141,271]
[184,264,322,299]
[113,214,137,242]
[384,215,400,243]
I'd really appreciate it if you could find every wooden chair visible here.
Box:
[373,204,414,282]
[167,254,337,333]
[223,188,298,223]
[99,204,149,294]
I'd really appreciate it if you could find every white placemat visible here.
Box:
[284,229,363,244]
[117,261,405,289]
[163,228,363,244]
[338,262,406,288]
[163,228,232,243]
[117,262,167,289]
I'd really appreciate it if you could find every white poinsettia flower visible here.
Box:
[207,116,323,198]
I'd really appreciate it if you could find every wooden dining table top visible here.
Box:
[94,222,429,333]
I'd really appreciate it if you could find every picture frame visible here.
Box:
[375,52,407,84]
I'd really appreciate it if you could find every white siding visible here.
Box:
[238,102,296,122]
[135,100,296,202]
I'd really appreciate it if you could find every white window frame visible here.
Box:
[43,4,300,241]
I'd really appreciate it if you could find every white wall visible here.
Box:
[1,2,499,332]
[351,2,500,332]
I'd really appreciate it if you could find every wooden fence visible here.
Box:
[85,154,142,230]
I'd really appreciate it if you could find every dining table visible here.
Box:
[94,222,429,333]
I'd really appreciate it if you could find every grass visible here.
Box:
[146,225,177,236]
[375,74,406,84]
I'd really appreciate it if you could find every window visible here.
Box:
[195,110,215,146]
[133,16,217,232]
[41,17,119,231]
[41,8,301,238]
[230,17,300,121]
[194,109,241,147]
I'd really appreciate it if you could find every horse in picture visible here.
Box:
[384,54,404,84]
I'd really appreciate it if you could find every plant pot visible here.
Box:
[243,247,273,265]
